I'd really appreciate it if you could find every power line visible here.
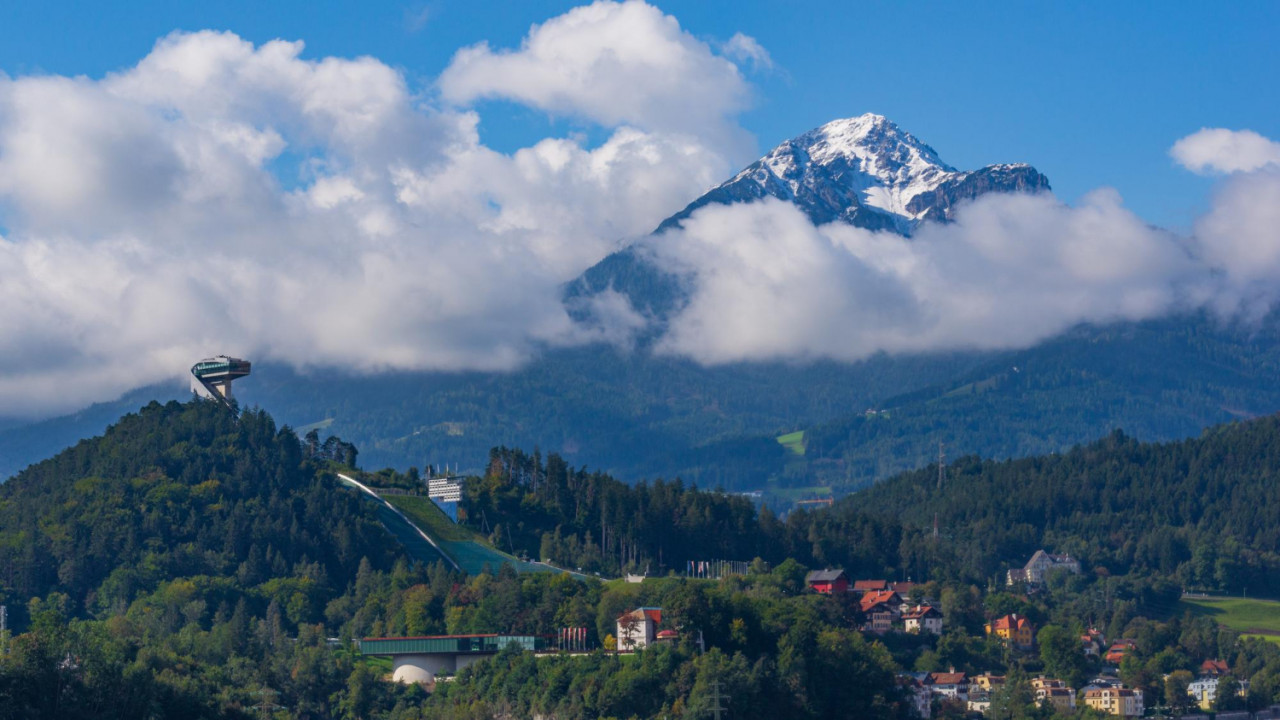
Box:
[250,688,286,718]
[710,681,728,720]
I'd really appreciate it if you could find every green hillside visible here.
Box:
[0,398,913,720]
[1181,596,1280,644]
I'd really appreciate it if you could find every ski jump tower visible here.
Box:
[191,356,251,410]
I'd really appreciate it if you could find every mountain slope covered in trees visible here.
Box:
[798,312,1280,491]
[0,400,394,621]
[0,399,917,719]
[468,413,1280,598]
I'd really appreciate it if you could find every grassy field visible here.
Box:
[1180,596,1280,644]
[776,431,806,456]
[767,484,834,502]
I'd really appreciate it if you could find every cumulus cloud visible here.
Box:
[636,132,1280,365]
[1190,167,1280,317]
[0,26,737,416]
[649,193,1199,363]
[1171,128,1280,174]
[437,0,754,158]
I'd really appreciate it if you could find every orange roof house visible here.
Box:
[986,613,1035,649]
[1104,639,1137,665]
[860,590,902,613]
[854,579,889,593]
[1200,659,1229,676]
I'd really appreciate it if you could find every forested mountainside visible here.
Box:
[796,312,1280,491]
[0,346,979,485]
[0,382,189,481]
[842,418,1280,594]
[0,399,912,719]
[0,400,396,625]
[468,414,1280,598]
[2,398,1280,717]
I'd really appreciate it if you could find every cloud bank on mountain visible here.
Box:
[643,136,1280,364]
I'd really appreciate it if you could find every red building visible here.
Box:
[805,568,850,594]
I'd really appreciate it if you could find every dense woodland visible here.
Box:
[802,314,1280,491]
[465,415,1280,598]
[0,401,911,719]
[1,399,1280,717]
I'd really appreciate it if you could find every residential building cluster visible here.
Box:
[618,550,1273,720]
[803,570,944,636]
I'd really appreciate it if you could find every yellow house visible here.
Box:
[986,613,1034,649]
[1084,687,1143,717]
[971,673,1006,692]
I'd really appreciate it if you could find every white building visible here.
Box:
[427,476,463,502]
[1008,550,1081,586]
[903,606,944,635]
[1189,676,1249,711]
[616,607,662,650]
[928,672,968,702]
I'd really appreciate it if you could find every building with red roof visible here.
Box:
[986,613,1035,649]
[616,607,663,650]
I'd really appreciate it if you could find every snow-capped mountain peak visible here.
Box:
[574,113,1051,318]
[661,113,1049,235]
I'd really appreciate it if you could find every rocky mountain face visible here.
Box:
[568,113,1050,319]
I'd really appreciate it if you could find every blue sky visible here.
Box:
[1,1,1276,230]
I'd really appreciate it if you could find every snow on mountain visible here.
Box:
[656,113,1049,235]
[760,114,953,219]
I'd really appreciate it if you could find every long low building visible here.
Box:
[358,634,552,686]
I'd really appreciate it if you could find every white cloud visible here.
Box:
[720,33,773,72]
[1189,167,1280,318]
[0,26,736,416]
[650,192,1201,364]
[1171,128,1280,174]
[437,0,754,159]
[404,5,432,34]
